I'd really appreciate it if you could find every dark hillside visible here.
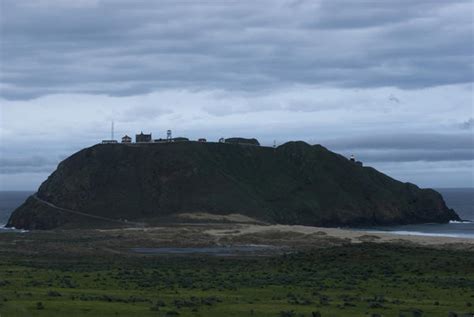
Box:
[7,141,459,229]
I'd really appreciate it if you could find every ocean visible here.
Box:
[0,191,33,232]
[0,189,473,238]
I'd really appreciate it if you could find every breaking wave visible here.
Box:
[0,224,28,233]
[449,220,473,224]
[383,230,474,239]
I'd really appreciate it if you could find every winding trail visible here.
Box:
[32,194,144,227]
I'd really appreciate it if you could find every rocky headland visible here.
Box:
[7,140,460,230]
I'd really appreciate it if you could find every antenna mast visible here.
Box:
[111,121,114,140]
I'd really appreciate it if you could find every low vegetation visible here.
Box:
[0,243,472,316]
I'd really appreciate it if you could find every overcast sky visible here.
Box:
[0,0,473,190]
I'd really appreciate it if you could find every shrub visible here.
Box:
[47,290,62,297]
[0,280,10,287]
[279,311,295,317]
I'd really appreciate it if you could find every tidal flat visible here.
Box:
[0,224,473,317]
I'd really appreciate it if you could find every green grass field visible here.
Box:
[0,243,473,317]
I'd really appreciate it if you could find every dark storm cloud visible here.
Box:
[1,0,472,99]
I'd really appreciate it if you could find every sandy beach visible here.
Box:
[205,223,474,250]
[94,221,474,254]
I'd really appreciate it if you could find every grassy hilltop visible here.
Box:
[8,141,459,229]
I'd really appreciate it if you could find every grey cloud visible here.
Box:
[322,133,474,151]
[388,95,400,103]
[0,156,59,174]
[320,133,474,163]
[1,0,472,99]
[461,118,474,130]
[302,1,443,30]
[119,105,173,121]
[343,150,474,163]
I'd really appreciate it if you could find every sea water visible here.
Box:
[0,189,473,238]
[0,191,32,232]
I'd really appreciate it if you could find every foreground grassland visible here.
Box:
[0,243,473,317]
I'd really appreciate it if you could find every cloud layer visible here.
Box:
[1,0,472,99]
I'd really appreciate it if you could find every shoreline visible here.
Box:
[1,221,473,246]
[1,219,473,256]
[203,223,474,248]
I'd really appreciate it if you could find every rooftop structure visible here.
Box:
[136,132,152,143]
[225,137,260,146]
[121,135,132,143]
[172,137,189,142]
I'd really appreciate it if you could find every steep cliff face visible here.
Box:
[7,141,460,229]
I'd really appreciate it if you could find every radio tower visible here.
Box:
[111,121,115,140]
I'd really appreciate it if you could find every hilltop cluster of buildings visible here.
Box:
[101,128,361,165]
[102,130,204,144]
[102,130,260,146]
